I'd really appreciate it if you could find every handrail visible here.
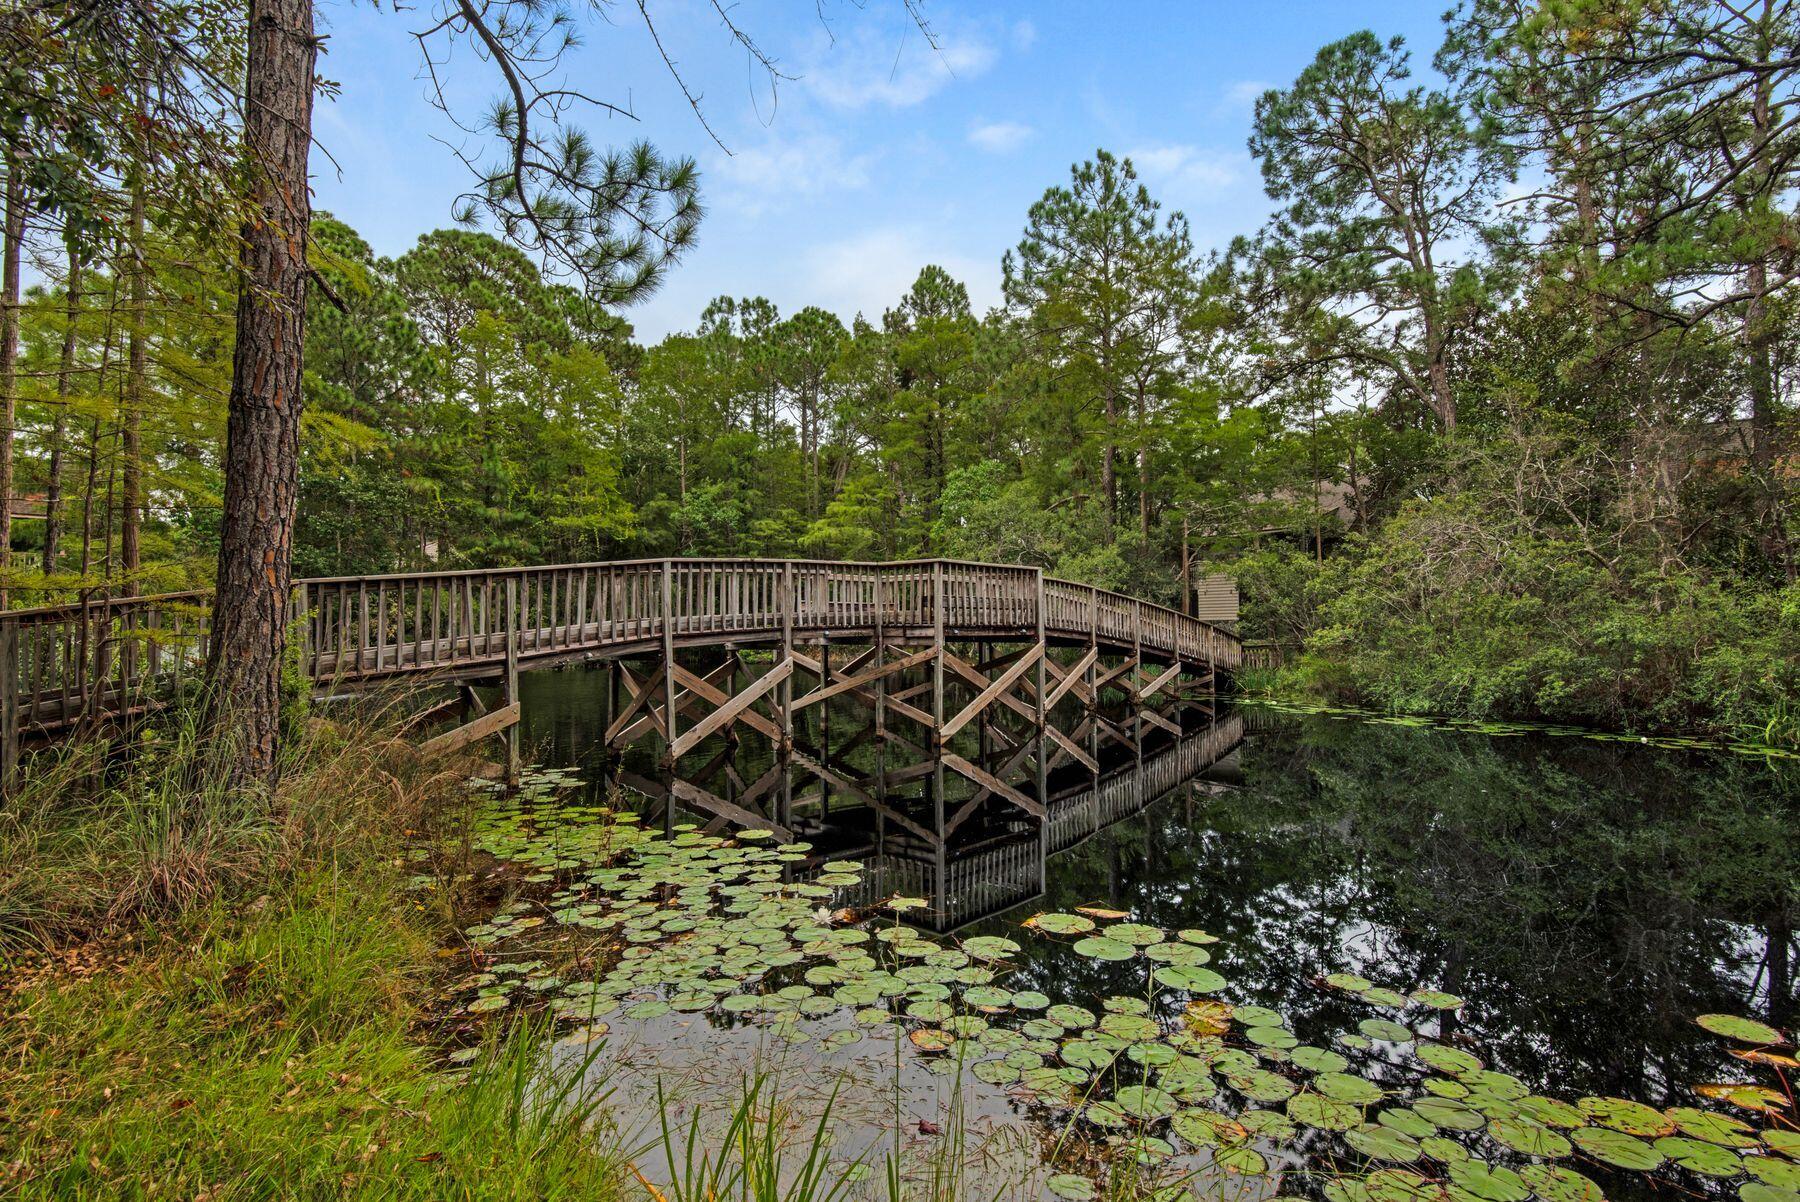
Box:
[0,558,1240,745]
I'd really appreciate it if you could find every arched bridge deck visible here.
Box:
[0,558,1240,781]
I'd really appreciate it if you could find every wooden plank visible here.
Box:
[605,667,665,744]
[942,752,1044,819]
[418,701,520,760]
[1045,720,1098,773]
[941,644,1041,740]
[1138,707,1180,736]
[669,662,784,745]
[668,659,792,759]
[1135,661,1184,703]
[942,650,1039,725]
[792,647,933,710]
[670,778,792,840]
[1044,646,1098,710]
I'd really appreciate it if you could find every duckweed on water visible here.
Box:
[446,769,1800,1200]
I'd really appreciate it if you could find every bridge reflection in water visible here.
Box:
[602,705,1244,932]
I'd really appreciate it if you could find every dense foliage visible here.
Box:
[2,2,1797,741]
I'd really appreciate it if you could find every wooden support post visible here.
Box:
[819,637,831,815]
[660,560,678,764]
[1033,567,1048,837]
[0,616,16,802]
[873,568,887,738]
[778,562,794,754]
[503,575,520,787]
[931,560,946,750]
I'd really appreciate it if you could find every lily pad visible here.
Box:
[1347,1123,1425,1162]
[1072,936,1136,962]
[1448,1161,1529,1202]
[1326,972,1374,992]
[1115,1085,1179,1121]
[1571,1127,1664,1170]
[1516,1166,1603,1202]
[1653,1136,1743,1177]
[1578,1096,1673,1137]
[1046,1174,1096,1201]
[1290,1093,1363,1131]
[1696,1014,1784,1045]
[1488,1118,1571,1158]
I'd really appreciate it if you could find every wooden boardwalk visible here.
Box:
[0,557,1240,781]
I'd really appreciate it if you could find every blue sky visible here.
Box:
[312,0,1448,342]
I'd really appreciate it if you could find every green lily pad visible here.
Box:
[1448,1161,1529,1202]
[1115,1085,1179,1121]
[1326,972,1374,992]
[1578,1096,1673,1137]
[1379,1108,1439,1139]
[1488,1118,1571,1158]
[1361,1018,1414,1043]
[1748,1158,1800,1189]
[1653,1136,1742,1177]
[1411,990,1466,1010]
[1028,912,1096,936]
[1317,1072,1385,1105]
[1290,1093,1363,1131]
[1417,1044,1484,1077]
[1217,1145,1269,1174]
[1348,1123,1424,1162]
[1294,1046,1351,1074]
[1103,922,1165,946]
[1365,1169,1447,1202]
[1154,965,1227,993]
[1422,1137,1472,1165]
[1046,1174,1096,1200]
[1571,1127,1664,1170]
[1414,1097,1486,1132]
[1229,1068,1299,1103]
[1696,1014,1784,1044]
[1047,1004,1096,1029]
[1517,1166,1603,1202]
[1666,1106,1757,1147]
[1072,936,1135,962]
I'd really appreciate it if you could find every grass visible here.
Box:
[0,700,631,1199]
[0,700,1203,1201]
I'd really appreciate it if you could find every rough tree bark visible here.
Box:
[204,0,316,788]
[121,180,146,597]
[44,247,80,575]
[0,145,25,608]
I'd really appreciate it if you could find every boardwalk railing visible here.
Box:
[0,558,1240,741]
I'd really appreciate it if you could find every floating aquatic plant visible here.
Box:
[443,767,1800,1201]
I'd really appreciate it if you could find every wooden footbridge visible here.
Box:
[0,558,1239,785]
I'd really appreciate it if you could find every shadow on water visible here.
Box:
[496,667,1798,1196]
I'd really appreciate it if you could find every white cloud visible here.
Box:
[1126,144,1248,193]
[1011,19,1038,51]
[802,25,998,109]
[708,131,877,214]
[968,120,1034,154]
[1221,79,1271,110]
[799,226,999,324]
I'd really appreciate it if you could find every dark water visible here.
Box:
[514,665,1799,1174]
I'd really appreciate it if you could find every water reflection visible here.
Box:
[509,670,1798,1196]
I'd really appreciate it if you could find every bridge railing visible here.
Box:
[0,558,1240,743]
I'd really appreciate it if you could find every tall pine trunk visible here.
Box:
[0,145,24,608]
[44,247,80,575]
[205,0,316,787]
[121,180,146,597]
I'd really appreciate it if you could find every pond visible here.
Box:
[439,667,1800,1201]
